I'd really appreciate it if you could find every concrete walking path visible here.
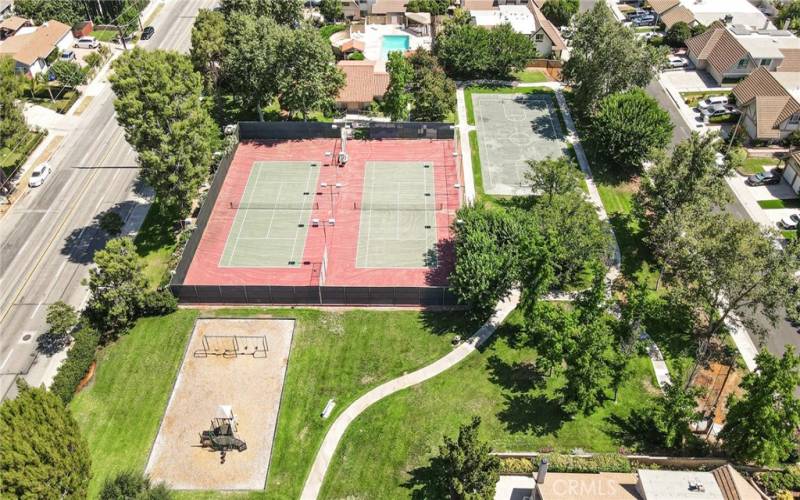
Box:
[455,86,476,203]
[299,290,521,499]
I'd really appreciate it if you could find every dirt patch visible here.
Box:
[145,318,294,490]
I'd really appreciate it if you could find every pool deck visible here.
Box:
[360,24,430,70]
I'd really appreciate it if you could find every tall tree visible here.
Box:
[428,417,501,499]
[85,237,149,338]
[720,347,800,465]
[636,132,729,231]
[191,9,226,92]
[778,0,800,34]
[526,301,578,375]
[665,21,692,48]
[406,0,449,15]
[100,471,173,500]
[220,0,303,25]
[13,0,83,25]
[110,48,219,216]
[0,381,91,498]
[652,380,705,450]
[222,12,286,121]
[319,0,343,22]
[560,315,615,415]
[563,2,666,116]
[0,56,26,150]
[382,51,413,121]
[50,60,86,89]
[525,156,582,205]
[407,49,456,122]
[589,88,672,175]
[277,27,345,121]
[541,0,579,27]
[46,301,80,339]
[663,213,800,343]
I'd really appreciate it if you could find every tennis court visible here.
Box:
[473,93,567,195]
[220,161,319,268]
[356,162,438,268]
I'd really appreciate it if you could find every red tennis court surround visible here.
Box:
[184,138,460,288]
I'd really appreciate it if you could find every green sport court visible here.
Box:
[220,161,319,268]
[356,161,438,268]
[473,93,568,196]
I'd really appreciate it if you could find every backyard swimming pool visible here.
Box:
[380,35,410,60]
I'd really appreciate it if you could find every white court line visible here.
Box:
[262,182,285,242]
[362,166,377,267]
[224,164,264,266]
[286,164,317,264]
[422,163,434,254]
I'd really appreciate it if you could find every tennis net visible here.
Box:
[228,201,319,210]
[354,201,443,211]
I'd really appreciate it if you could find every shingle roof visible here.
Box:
[0,20,70,66]
[705,28,749,74]
[648,0,680,14]
[778,48,800,71]
[527,0,565,51]
[336,60,390,104]
[660,5,695,28]
[710,465,763,500]
[686,21,724,58]
[732,67,800,138]
[0,16,30,32]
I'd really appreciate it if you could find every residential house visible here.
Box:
[0,1,12,20]
[0,20,74,76]
[781,150,800,194]
[370,0,409,23]
[731,66,800,143]
[636,467,762,500]
[648,0,773,30]
[686,21,800,85]
[467,0,566,58]
[534,472,640,500]
[0,16,30,40]
[335,60,390,112]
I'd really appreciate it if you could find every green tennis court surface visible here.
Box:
[473,93,567,196]
[220,161,319,267]
[356,162,438,268]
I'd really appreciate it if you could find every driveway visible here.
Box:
[660,69,723,91]
[726,174,798,228]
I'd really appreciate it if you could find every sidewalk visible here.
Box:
[300,290,521,500]
[455,86,476,203]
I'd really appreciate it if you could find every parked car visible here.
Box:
[668,56,688,68]
[141,26,155,40]
[59,50,75,62]
[701,103,739,118]
[697,95,729,110]
[74,36,99,49]
[631,14,656,26]
[746,170,781,186]
[28,163,51,188]
[780,214,800,230]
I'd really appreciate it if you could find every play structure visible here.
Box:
[199,405,247,459]
[193,335,268,358]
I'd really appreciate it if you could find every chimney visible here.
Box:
[536,458,549,484]
[785,19,791,31]
[724,14,733,24]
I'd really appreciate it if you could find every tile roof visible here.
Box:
[778,48,800,71]
[733,67,800,138]
[0,16,30,32]
[648,0,680,14]
[660,5,695,28]
[710,465,762,500]
[336,60,390,104]
[0,20,71,66]
[686,21,726,59]
[705,28,748,74]
[339,39,365,52]
[463,0,495,9]
[527,0,565,51]
[370,0,409,14]
[536,473,640,500]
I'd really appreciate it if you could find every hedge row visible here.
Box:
[50,327,100,405]
[756,468,800,496]
[499,454,635,474]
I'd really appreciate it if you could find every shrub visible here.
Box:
[140,289,178,317]
[50,327,100,404]
[85,52,103,69]
[725,146,747,172]
[498,457,535,474]
[664,21,692,48]
[346,51,365,60]
[543,453,633,473]
[757,468,800,496]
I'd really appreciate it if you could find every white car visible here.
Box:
[668,56,688,68]
[74,36,99,49]
[28,163,51,188]
[698,95,729,110]
[780,214,800,230]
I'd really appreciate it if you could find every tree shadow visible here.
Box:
[608,212,654,280]
[403,456,450,500]
[605,410,663,452]
[60,199,143,264]
[419,308,483,340]
[486,355,544,393]
[498,393,565,436]
[133,199,181,258]
[424,238,454,286]
[36,332,70,356]
[644,292,698,362]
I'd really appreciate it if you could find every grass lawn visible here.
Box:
[468,130,485,198]
[783,230,797,240]
[758,198,800,209]
[29,87,80,114]
[0,130,46,176]
[679,91,731,108]
[738,155,780,175]
[71,307,472,499]
[93,30,117,42]
[512,70,549,83]
[133,201,180,288]
[464,85,555,126]
[320,311,661,499]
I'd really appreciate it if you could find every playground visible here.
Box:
[472,92,567,195]
[144,318,294,490]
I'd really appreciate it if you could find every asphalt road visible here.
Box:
[0,0,216,399]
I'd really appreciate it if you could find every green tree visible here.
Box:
[116,0,142,36]
[110,48,219,216]
[560,315,615,415]
[98,210,124,236]
[428,417,500,499]
[319,0,343,22]
[100,471,173,500]
[653,380,705,449]
[46,300,79,338]
[526,301,577,374]
[590,88,672,175]
[563,2,666,116]
[13,0,83,25]
[778,0,800,34]
[407,49,456,122]
[525,156,582,205]
[0,381,91,498]
[663,213,800,343]
[85,237,148,338]
[664,21,692,48]
[541,0,579,27]
[406,0,450,15]
[191,9,226,92]
[0,56,26,149]
[220,0,303,24]
[222,12,286,121]
[636,132,729,230]
[436,14,537,79]
[382,51,413,121]
[277,27,345,121]
[720,347,800,465]
[50,60,86,88]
